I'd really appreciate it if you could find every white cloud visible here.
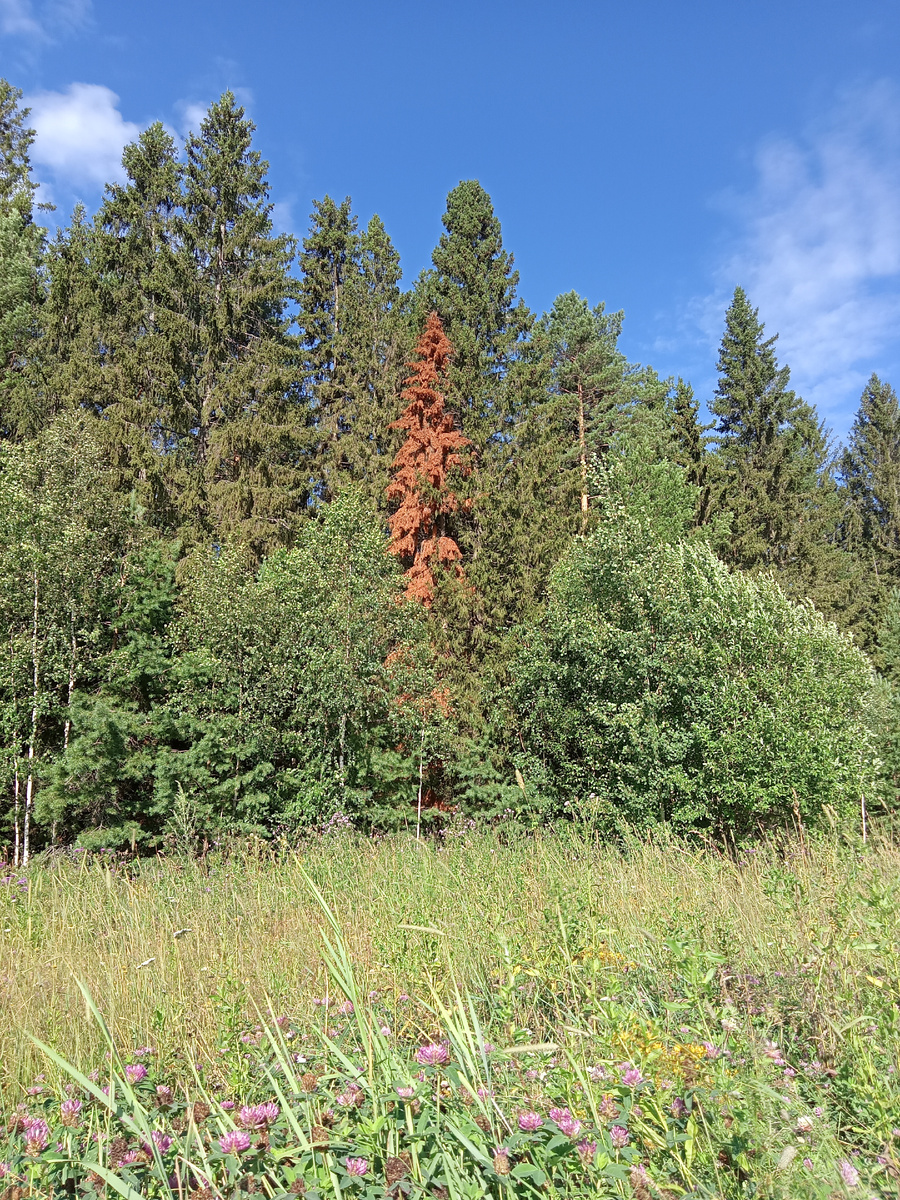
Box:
[710,81,900,431]
[26,82,140,191]
[0,0,89,39]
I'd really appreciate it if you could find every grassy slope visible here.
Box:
[0,826,897,1196]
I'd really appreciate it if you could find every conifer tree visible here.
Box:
[296,196,358,501]
[0,80,45,440]
[40,125,183,518]
[386,314,470,606]
[419,180,532,452]
[170,93,305,553]
[710,287,837,578]
[671,378,715,527]
[839,374,900,582]
[530,291,628,527]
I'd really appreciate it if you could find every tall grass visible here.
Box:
[0,825,897,1196]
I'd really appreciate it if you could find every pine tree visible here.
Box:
[386,313,470,606]
[530,291,628,528]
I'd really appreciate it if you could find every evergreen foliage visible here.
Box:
[0,78,893,852]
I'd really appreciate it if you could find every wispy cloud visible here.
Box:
[27,82,139,195]
[710,81,900,433]
[0,0,90,40]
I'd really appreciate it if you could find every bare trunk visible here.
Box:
[24,569,38,866]
[415,725,425,842]
[12,760,19,868]
[63,616,76,752]
[577,381,588,531]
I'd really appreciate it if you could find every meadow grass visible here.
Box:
[0,823,898,1197]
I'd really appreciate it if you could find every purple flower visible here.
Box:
[156,1085,173,1106]
[839,1160,860,1188]
[576,1139,597,1166]
[24,1119,50,1155]
[670,1096,687,1118]
[238,1101,279,1129]
[220,1100,235,1111]
[336,1082,363,1107]
[618,1065,645,1088]
[60,1098,82,1127]
[588,1064,607,1082]
[396,1086,415,1100]
[517,1110,543,1131]
[345,1156,368,1176]
[610,1125,630,1149]
[219,1130,251,1154]
[338,1000,354,1016]
[125,1063,148,1084]
[416,1043,449,1066]
[802,1157,813,1169]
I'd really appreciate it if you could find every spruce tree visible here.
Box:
[710,288,838,582]
[338,214,409,506]
[171,93,305,553]
[419,180,532,453]
[296,195,358,501]
[671,378,715,527]
[0,80,45,440]
[839,374,900,582]
[386,313,469,606]
[40,125,183,520]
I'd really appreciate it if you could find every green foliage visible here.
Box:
[510,516,880,834]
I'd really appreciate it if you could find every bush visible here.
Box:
[510,517,881,835]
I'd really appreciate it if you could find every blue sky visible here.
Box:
[3,0,900,441]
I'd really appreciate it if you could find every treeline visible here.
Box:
[0,81,896,858]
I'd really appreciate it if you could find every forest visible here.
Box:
[1,79,898,861]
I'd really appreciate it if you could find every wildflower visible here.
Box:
[60,1098,82,1127]
[380,1026,391,1036]
[803,1157,813,1169]
[416,1043,449,1066]
[630,1164,652,1200]
[576,1139,597,1166]
[493,1148,511,1176]
[339,1000,354,1016]
[670,1096,687,1118]
[588,1064,607,1082]
[796,1115,814,1134]
[839,1160,860,1188]
[517,1110,543,1131]
[598,1093,619,1121]
[147,1131,173,1154]
[483,1041,495,1054]
[156,1085,173,1106]
[220,1100,235,1110]
[219,1129,251,1155]
[610,1125,630,1149]
[24,1119,50,1155]
[238,1101,279,1129]
[336,1082,363,1107]
[396,1086,415,1100]
[631,1105,643,1120]
[125,1063,148,1084]
[619,1065,644,1088]
[345,1156,368,1176]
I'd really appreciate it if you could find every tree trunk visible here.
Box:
[578,381,589,530]
[63,614,76,752]
[24,569,38,866]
